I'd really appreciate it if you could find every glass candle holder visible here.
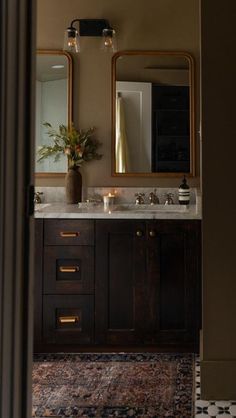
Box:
[103,193,115,209]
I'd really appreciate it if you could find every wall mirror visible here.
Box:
[35,50,72,176]
[112,51,195,177]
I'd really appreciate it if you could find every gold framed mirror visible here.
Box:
[112,50,195,177]
[35,50,72,177]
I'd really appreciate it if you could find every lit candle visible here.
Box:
[103,193,115,209]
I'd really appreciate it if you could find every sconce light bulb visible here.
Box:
[63,27,80,53]
[101,28,117,52]
[68,37,76,47]
[104,36,113,47]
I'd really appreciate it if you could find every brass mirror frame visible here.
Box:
[35,49,73,178]
[111,50,195,177]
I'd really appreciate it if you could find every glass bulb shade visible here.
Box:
[101,28,117,52]
[63,28,80,53]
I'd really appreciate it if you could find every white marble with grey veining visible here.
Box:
[34,202,201,219]
[34,187,201,219]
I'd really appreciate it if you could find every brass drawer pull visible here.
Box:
[149,230,156,237]
[60,232,80,238]
[59,266,79,273]
[136,230,143,237]
[58,315,79,324]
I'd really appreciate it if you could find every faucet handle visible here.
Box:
[135,193,145,204]
[34,191,43,204]
[149,190,159,205]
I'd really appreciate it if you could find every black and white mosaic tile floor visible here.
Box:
[195,359,236,417]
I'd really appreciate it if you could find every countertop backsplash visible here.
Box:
[35,186,200,206]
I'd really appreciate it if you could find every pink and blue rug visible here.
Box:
[32,353,194,417]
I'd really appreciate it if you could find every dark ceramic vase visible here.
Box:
[65,167,82,204]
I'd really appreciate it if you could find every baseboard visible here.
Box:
[200,359,236,399]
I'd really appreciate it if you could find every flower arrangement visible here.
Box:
[37,122,102,169]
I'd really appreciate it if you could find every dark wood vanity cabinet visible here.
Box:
[95,219,201,349]
[34,218,201,351]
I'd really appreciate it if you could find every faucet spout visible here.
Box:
[164,193,174,205]
[149,190,159,205]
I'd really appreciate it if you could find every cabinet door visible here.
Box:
[95,219,201,348]
[147,220,201,347]
[95,220,155,344]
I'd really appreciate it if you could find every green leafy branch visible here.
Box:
[37,122,103,168]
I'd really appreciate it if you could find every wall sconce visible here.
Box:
[63,19,117,54]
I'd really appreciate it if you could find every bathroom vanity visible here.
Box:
[34,50,200,352]
[34,199,201,352]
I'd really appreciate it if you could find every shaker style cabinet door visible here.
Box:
[146,220,201,348]
[95,220,158,345]
[95,219,201,349]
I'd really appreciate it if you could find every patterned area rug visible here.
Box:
[32,353,194,417]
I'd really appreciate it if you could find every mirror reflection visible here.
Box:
[35,51,72,175]
[112,51,195,176]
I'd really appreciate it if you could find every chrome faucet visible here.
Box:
[34,191,43,204]
[149,189,159,205]
[135,193,145,205]
[164,193,174,205]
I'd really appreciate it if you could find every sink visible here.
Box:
[113,204,188,213]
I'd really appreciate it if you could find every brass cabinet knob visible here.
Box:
[136,230,143,237]
[149,230,156,237]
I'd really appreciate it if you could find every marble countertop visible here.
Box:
[34,203,202,220]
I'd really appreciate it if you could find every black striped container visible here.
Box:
[178,176,190,205]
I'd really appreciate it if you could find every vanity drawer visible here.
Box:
[44,219,94,246]
[43,295,94,344]
[43,246,94,294]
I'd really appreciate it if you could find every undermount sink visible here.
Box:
[113,204,189,212]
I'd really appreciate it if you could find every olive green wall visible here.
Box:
[36,0,200,187]
[201,0,236,399]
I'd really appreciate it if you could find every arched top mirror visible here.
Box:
[112,50,195,177]
[35,50,72,177]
